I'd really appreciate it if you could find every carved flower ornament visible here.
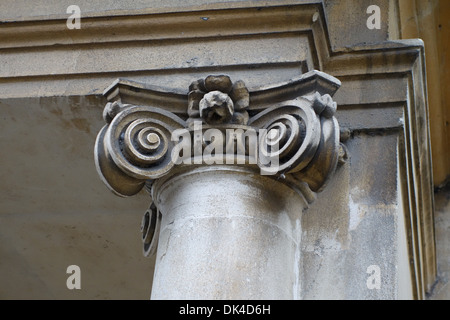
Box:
[187,75,249,125]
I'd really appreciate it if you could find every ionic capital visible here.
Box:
[95,71,343,199]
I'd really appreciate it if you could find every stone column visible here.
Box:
[94,72,342,299]
[150,166,306,299]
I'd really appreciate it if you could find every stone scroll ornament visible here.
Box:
[95,73,344,256]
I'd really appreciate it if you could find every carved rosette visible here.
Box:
[188,75,249,126]
[94,71,343,256]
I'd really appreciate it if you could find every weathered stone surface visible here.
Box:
[151,166,306,299]
[0,0,440,300]
[323,0,392,49]
[0,96,152,299]
[430,186,450,299]
[204,74,233,93]
[188,75,250,126]
[199,90,234,124]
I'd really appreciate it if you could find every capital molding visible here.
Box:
[95,70,342,199]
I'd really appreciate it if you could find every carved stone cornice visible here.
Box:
[95,70,342,199]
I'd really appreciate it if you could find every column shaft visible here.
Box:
[150,166,306,299]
